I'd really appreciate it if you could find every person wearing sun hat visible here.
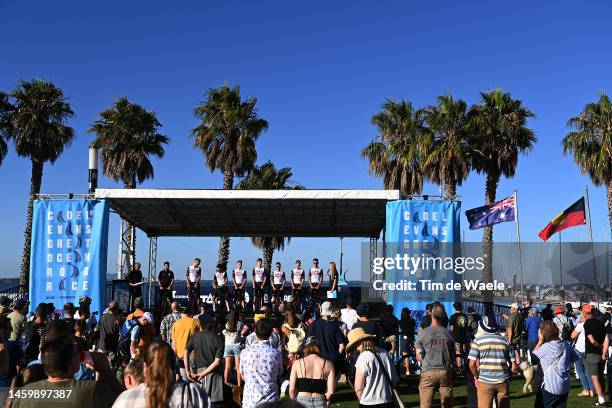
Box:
[468,315,516,408]
[347,326,397,407]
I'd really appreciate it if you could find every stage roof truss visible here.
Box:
[94,189,401,238]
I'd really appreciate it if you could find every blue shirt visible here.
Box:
[525,316,542,342]
[533,340,578,395]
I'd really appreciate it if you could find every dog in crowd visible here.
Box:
[519,361,537,394]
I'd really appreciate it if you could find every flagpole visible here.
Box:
[559,231,564,304]
[513,190,524,297]
[585,186,600,304]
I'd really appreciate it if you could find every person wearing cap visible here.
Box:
[7,298,27,341]
[129,312,154,358]
[553,305,573,341]
[289,336,336,406]
[468,315,516,408]
[347,327,397,407]
[415,304,454,408]
[571,305,595,397]
[582,304,608,406]
[506,302,525,363]
[306,301,347,370]
[172,301,202,380]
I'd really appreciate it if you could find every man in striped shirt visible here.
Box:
[468,315,516,408]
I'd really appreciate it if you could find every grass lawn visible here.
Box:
[327,376,603,407]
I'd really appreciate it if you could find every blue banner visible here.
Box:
[29,200,109,314]
[385,200,461,321]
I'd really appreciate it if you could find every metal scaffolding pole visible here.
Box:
[117,219,135,279]
[369,236,380,301]
[147,237,158,309]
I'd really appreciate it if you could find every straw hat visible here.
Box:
[346,327,376,353]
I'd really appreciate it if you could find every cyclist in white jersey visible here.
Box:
[185,258,202,314]
[212,264,229,313]
[291,260,305,312]
[271,262,285,312]
[252,258,267,311]
[309,258,323,308]
[232,260,247,311]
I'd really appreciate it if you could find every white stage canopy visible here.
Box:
[94,189,400,238]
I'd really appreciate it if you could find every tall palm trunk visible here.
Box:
[443,182,457,200]
[123,178,137,272]
[217,168,234,270]
[607,179,612,241]
[263,244,274,274]
[19,160,44,294]
[481,173,499,309]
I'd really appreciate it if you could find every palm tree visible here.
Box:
[421,94,470,200]
[237,161,303,272]
[89,97,169,269]
[0,92,12,165]
[2,80,75,293]
[192,84,268,270]
[467,89,536,301]
[563,93,612,239]
[362,99,426,195]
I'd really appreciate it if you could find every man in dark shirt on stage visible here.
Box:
[126,262,144,310]
[157,261,174,315]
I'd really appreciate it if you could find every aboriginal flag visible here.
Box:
[537,197,586,241]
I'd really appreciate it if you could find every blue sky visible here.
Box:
[0,1,611,280]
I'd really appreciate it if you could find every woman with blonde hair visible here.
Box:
[347,327,398,408]
[112,341,208,408]
[289,336,335,407]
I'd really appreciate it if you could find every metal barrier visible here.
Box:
[0,286,22,302]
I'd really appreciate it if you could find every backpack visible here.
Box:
[555,317,572,341]
[18,322,42,363]
[285,325,305,353]
[116,320,139,366]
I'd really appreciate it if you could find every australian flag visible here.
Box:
[465,196,516,230]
